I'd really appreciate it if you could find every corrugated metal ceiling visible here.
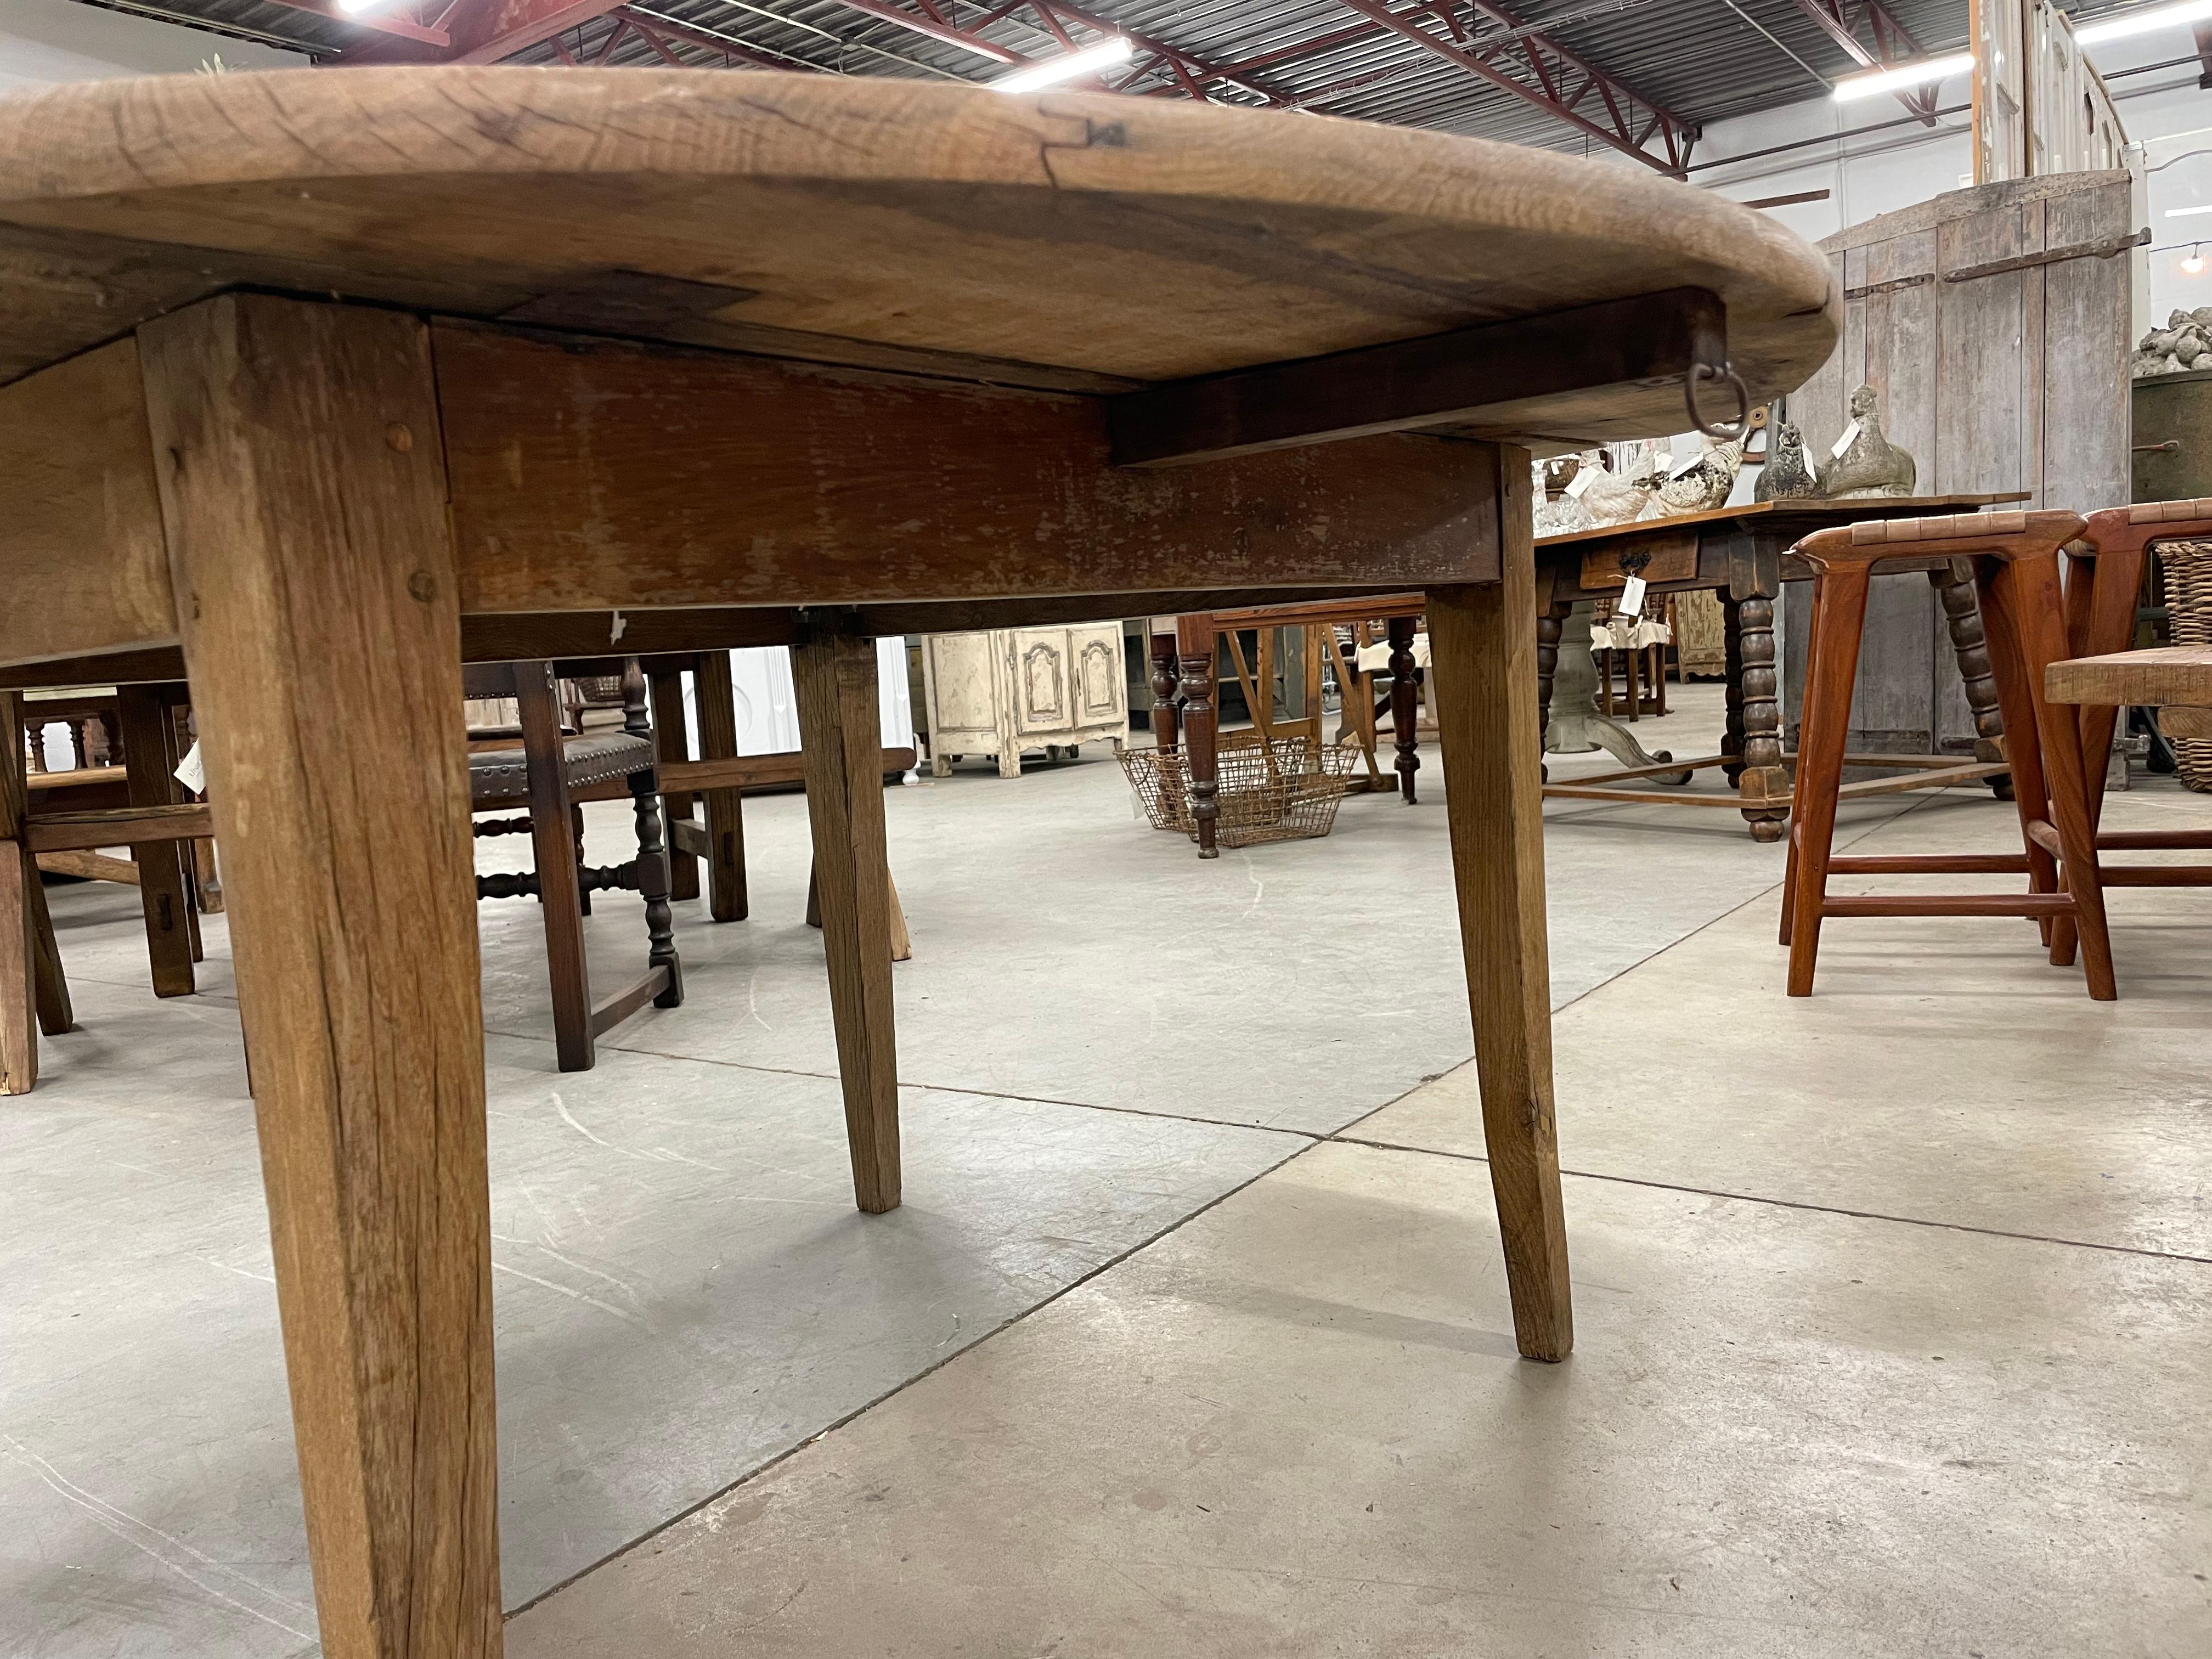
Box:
[66,0,1973,165]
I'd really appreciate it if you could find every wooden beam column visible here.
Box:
[139,293,501,1659]
[1426,443,1573,1362]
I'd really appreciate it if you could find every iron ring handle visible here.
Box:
[1685,362,1751,443]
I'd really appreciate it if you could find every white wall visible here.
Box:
[0,0,298,92]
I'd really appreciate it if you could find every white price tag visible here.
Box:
[173,740,206,794]
[1829,419,1861,460]
[1618,575,1647,619]
[1564,466,1597,499]
[1667,448,1703,479]
[1649,451,1672,475]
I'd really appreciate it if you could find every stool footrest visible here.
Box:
[1826,854,2032,874]
[1820,893,2076,918]
[2097,829,2212,850]
[2097,865,2212,887]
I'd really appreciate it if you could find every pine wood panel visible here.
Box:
[139,292,500,1659]
[0,69,1835,432]
[2046,645,2212,708]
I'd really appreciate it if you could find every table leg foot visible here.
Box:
[1426,450,1572,1364]
[793,626,902,1214]
[143,293,501,1658]
[1177,642,1219,859]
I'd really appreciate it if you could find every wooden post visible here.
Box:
[1387,612,1421,803]
[791,625,901,1214]
[139,293,501,1659]
[115,684,196,996]
[518,663,595,1071]
[691,650,748,922]
[649,664,700,902]
[1426,444,1572,1363]
[0,688,65,1092]
[1176,613,1218,858]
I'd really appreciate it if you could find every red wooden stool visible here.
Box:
[2040,500,2212,966]
[1780,509,2115,999]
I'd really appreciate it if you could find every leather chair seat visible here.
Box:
[468,730,653,804]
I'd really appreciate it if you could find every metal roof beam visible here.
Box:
[1787,0,1942,122]
[1328,0,1697,171]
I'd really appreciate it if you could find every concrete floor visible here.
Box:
[5,686,2207,1656]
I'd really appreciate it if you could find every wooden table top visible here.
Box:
[1537,493,2035,550]
[2046,644,2212,707]
[0,68,1835,439]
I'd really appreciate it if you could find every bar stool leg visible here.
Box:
[1973,557,2062,928]
[1779,573,1829,947]
[1996,555,2118,999]
[1786,568,1871,996]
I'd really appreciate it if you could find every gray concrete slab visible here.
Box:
[506,1137,2212,1659]
[1356,784,2212,1259]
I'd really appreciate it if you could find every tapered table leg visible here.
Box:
[141,293,501,1659]
[1426,445,1572,1363]
[792,625,901,1214]
[691,650,748,922]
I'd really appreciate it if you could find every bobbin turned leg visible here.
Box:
[1931,560,2012,801]
[1426,444,1571,1362]
[1733,589,1787,844]
[1534,605,1564,782]
[142,292,501,1659]
[1149,630,1181,751]
[1722,594,1747,785]
[622,660,684,1010]
[1388,612,1420,804]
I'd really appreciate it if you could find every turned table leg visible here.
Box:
[1388,612,1420,804]
[1931,559,2013,800]
[692,649,748,922]
[792,625,902,1213]
[142,294,501,1658]
[1534,603,1564,782]
[1177,614,1218,859]
[1148,629,1181,751]
[1721,592,1747,785]
[1730,589,1788,843]
[1426,448,1572,1363]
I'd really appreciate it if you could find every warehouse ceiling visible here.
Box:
[72,0,1974,172]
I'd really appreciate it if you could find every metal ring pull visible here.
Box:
[1685,361,1751,443]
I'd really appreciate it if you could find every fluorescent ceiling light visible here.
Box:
[992,37,1133,93]
[336,0,397,12]
[2168,203,2212,217]
[2076,0,2212,44]
[1832,50,1976,101]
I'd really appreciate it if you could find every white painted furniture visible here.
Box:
[921,624,1127,777]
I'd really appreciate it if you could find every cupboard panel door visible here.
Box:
[1009,628,1071,736]
[1068,624,1125,727]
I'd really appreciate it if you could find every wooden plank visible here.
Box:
[690,650,746,923]
[2041,180,2133,517]
[480,747,917,809]
[2046,645,2212,708]
[115,685,195,998]
[1425,443,1571,1363]
[24,801,212,852]
[589,962,675,1036]
[0,337,173,667]
[1108,286,1726,465]
[518,661,594,1072]
[434,321,1505,614]
[791,630,902,1215]
[34,848,138,884]
[138,291,500,1659]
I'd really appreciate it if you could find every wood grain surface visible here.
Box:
[2046,645,2212,708]
[0,69,1836,437]
[139,292,501,1659]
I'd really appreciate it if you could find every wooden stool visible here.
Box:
[2036,498,2212,964]
[1780,509,2115,999]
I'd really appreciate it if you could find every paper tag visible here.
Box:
[1649,451,1672,475]
[1618,575,1647,619]
[1564,466,1596,499]
[1667,448,1703,479]
[1829,419,1861,460]
[173,740,206,794]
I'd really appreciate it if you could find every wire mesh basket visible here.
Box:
[1119,732,1361,848]
[2163,539,2212,792]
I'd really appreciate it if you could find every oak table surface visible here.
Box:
[0,69,1841,1659]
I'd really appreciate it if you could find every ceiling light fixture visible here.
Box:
[2076,0,2212,46]
[2168,203,2212,217]
[2185,245,2208,274]
[1832,51,1977,102]
[991,37,1133,94]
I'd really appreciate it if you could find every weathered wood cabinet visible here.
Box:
[1782,171,2134,752]
[921,623,1127,776]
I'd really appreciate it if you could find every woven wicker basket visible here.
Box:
[1120,731,1359,848]
[2163,539,2212,792]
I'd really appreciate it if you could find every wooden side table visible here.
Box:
[0,69,1836,1657]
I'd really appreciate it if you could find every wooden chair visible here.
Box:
[466,658,682,1070]
[1779,510,2115,999]
[2034,499,2212,966]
